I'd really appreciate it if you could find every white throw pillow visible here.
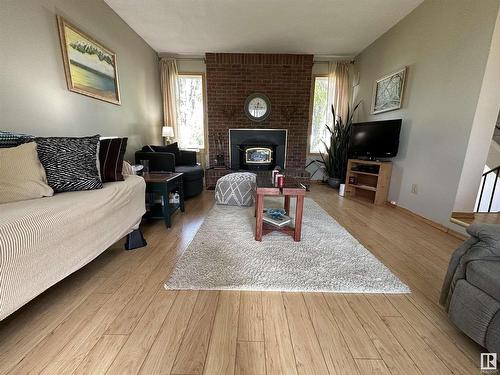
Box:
[122,161,134,175]
[0,142,54,204]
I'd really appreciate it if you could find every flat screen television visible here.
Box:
[349,119,402,159]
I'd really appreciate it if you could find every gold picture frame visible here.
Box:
[57,16,121,105]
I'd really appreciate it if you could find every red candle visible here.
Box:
[272,169,279,183]
[277,175,285,188]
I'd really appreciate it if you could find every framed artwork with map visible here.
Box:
[57,16,121,105]
[372,67,407,114]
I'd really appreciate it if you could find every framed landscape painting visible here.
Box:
[372,67,406,114]
[57,16,121,105]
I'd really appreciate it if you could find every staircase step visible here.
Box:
[451,212,500,227]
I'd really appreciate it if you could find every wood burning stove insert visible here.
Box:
[229,129,287,171]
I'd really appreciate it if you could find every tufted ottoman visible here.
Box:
[215,172,256,206]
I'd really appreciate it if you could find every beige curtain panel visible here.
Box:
[334,61,350,123]
[159,58,178,138]
[326,61,336,127]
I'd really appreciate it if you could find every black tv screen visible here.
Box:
[349,119,402,159]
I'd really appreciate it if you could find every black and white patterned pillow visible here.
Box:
[0,131,33,148]
[35,135,103,192]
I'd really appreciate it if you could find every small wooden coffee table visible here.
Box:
[255,175,306,242]
[143,172,184,228]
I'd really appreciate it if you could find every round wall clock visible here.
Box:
[244,93,271,122]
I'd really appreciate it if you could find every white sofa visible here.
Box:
[0,174,146,320]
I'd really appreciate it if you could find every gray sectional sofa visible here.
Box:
[440,223,500,354]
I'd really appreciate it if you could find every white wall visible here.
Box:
[453,10,500,213]
[0,0,163,160]
[176,58,206,73]
[487,139,500,170]
[353,0,499,228]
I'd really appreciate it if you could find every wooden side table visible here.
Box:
[143,172,184,228]
[255,176,306,242]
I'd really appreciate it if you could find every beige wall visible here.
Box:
[0,0,163,160]
[353,0,499,229]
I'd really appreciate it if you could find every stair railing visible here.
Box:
[476,165,500,212]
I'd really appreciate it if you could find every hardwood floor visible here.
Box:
[0,185,484,374]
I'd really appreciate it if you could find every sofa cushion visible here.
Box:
[179,150,197,166]
[466,260,500,301]
[99,137,127,182]
[35,135,103,192]
[142,143,181,165]
[485,309,500,355]
[175,165,204,182]
[449,279,500,347]
[0,142,54,203]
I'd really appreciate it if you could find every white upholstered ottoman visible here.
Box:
[215,172,256,206]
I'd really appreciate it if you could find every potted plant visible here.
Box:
[307,103,360,188]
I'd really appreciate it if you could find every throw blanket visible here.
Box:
[0,175,145,320]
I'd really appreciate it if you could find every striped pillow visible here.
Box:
[35,135,102,192]
[99,138,128,182]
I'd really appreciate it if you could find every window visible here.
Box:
[309,76,331,153]
[175,74,205,149]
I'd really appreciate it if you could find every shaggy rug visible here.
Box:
[165,197,410,293]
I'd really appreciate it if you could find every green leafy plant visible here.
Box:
[307,103,360,182]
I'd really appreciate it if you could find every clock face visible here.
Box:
[244,93,271,122]
[248,98,267,118]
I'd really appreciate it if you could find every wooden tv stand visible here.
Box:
[345,159,392,205]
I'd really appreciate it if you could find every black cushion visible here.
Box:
[136,151,175,172]
[179,150,197,166]
[35,135,102,192]
[142,143,181,165]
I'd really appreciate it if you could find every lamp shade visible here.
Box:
[162,126,174,137]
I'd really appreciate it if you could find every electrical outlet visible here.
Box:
[411,184,418,194]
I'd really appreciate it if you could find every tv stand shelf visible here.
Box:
[345,159,392,205]
[349,170,379,177]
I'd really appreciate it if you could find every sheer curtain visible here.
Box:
[334,61,350,123]
[159,58,178,141]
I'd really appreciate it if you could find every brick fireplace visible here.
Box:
[206,53,313,169]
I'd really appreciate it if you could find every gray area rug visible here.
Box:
[165,197,410,293]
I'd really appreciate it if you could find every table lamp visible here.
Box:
[162,126,174,145]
